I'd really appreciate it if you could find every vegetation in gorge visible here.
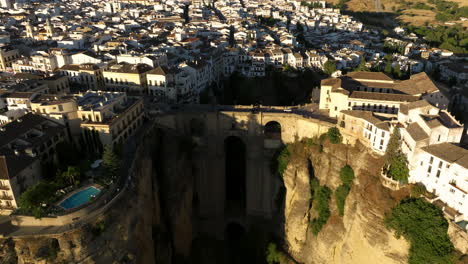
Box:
[310,178,332,235]
[385,198,455,264]
[265,242,287,264]
[383,128,409,183]
[335,165,355,216]
[274,144,291,177]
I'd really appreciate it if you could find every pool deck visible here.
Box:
[56,184,103,211]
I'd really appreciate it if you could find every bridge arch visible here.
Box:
[264,121,282,140]
[224,136,246,214]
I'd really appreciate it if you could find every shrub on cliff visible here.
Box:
[274,145,291,177]
[266,242,287,264]
[326,127,342,144]
[335,165,355,216]
[339,165,355,186]
[310,185,332,235]
[385,198,455,264]
[335,184,350,216]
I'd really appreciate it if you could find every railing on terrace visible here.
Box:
[380,169,406,191]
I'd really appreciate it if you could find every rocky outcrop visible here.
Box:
[283,140,410,264]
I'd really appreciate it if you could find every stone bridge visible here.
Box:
[153,106,336,234]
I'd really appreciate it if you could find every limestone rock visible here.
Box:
[283,142,410,264]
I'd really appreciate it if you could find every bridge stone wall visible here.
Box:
[153,110,335,233]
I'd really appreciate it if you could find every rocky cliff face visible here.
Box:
[283,140,410,264]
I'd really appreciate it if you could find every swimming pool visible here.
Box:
[59,186,101,210]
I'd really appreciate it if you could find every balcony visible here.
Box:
[0,205,15,210]
[0,194,14,200]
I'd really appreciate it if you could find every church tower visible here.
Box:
[25,21,34,39]
[45,18,53,38]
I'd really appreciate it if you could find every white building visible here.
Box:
[410,143,468,220]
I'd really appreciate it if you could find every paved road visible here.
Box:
[147,102,337,124]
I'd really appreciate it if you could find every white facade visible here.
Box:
[410,144,468,219]
[362,120,391,153]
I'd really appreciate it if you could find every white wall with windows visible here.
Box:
[362,120,391,153]
[410,146,468,219]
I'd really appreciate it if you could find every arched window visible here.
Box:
[264,121,282,140]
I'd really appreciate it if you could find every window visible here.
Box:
[429,156,434,164]
[450,189,455,194]
[427,166,432,173]
[436,170,441,178]
[438,161,443,168]
[437,134,441,142]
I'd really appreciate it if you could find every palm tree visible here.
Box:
[62,166,80,186]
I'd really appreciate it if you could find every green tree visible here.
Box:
[61,166,80,186]
[18,181,58,218]
[385,198,455,264]
[339,165,355,186]
[323,60,337,76]
[393,65,402,79]
[102,145,120,178]
[296,21,304,33]
[384,128,401,166]
[354,58,370,72]
[326,127,342,144]
[387,152,410,183]
[384,61,393,75]
[384,128,409,183]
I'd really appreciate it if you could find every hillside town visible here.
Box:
[0,0,467,249]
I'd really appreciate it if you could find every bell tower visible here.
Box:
[25,21,34,39]
[45,18,53,38]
